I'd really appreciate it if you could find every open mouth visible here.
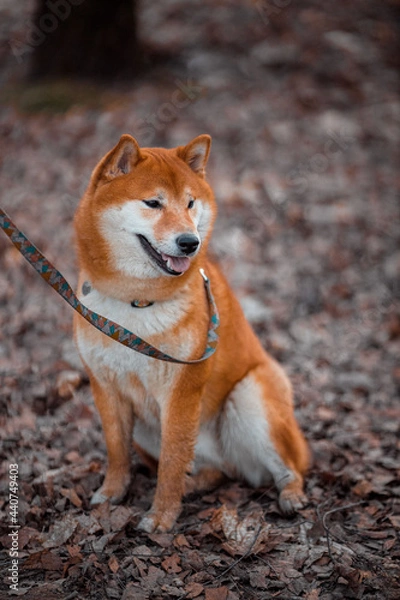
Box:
[137,235,191,276]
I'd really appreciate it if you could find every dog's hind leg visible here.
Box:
[221,362,309,514]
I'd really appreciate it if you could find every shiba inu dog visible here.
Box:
[73,134,309,533]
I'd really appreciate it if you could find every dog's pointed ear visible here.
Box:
[177,134,211,177]
[93,134,142,185]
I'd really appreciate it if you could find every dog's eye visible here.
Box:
[143,199,162,209]
[188,199,195,209]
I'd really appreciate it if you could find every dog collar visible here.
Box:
[82,280,154,309]
[82,280,154,308]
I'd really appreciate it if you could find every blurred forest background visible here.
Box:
[0,1,399,599]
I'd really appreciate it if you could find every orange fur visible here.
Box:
[73,134,309,532]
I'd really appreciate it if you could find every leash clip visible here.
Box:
[199,268,209,283]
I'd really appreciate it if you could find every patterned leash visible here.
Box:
[0,208,219,364]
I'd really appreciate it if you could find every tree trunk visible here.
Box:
[30,0,140,80]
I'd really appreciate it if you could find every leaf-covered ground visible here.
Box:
[0,1,399,598]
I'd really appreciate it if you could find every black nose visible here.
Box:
[176,234,200,255]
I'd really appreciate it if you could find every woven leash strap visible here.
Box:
[0,208,219,364]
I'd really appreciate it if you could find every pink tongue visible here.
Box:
[161,253,191,273]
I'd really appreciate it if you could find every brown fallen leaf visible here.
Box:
[249,565,270,589]
[383,537,396,551]
[185,582,204,599]
[174,533,190,549]
[210,505,270,556]
[110,505,134,530]
[91,501,112,533]
[183,549,204,571]
[387,515,400,529]
[305,589,321,600]
[143,565,165,587]
[63,553,83,577]
[205,586,229,600]
[42,514,79,548]
[67,544,82,558]
[60,486,82,508]
[24,549,63,571]
[133,556,147,578]
[122,582,148,600]
[148,532,174,548]
[109,554,120,573]
[161,553,182,574]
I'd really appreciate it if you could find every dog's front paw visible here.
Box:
[137,512,159,533]
[278,488,307,515]
[90,481,129,506]
[137,507,180,533]
[90,489,110,506]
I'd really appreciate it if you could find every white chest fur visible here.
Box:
[75,283,192,398]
